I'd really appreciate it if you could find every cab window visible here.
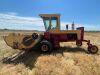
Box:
[51,17,57,29]
[43,17,58,31]
[43,17,50,31]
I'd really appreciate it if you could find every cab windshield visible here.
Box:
[43,17,58,31]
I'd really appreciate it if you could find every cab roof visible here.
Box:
[39,14,60,18]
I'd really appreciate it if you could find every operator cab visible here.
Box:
[39,14,60,32]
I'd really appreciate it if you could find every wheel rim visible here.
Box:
[77,43,82,46]
[91,47,97,53]
[32,33,38,39]
[41,45,48,52]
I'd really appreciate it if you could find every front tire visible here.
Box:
[40,40,53,52]
[88,45,98,54]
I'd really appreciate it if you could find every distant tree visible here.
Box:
[4,28,8,30]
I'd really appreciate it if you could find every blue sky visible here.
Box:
[0,0,100,31]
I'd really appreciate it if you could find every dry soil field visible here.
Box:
[0,31,100,75]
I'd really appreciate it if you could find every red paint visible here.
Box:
[44,32,50,40]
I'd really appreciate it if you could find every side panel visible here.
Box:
[44,28,84,48]
[44,32,78,48]
[77,27,84,40]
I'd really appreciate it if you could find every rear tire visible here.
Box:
[88,45,98,54]
[40,40,53,52]
[76,43,82,47]
[76,41,82,47]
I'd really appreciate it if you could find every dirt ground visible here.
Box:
[0,32,100,75]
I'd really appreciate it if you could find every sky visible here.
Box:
[0,0,100,31]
